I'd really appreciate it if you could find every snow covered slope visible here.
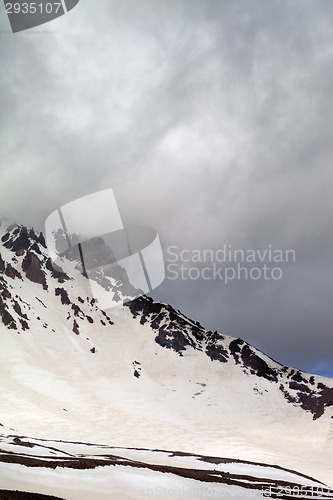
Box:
[0,222,333,497]
[1,435,331,500]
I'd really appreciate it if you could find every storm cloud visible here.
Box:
[0,0,332,376]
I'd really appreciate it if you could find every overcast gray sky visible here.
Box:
[0,0,332,377]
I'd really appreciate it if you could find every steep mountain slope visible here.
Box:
[0,222,333,497]
[1,435,332,500]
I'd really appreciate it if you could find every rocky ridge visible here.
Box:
[0,221,332,423]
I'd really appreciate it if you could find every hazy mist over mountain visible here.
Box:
[0,1,332,379]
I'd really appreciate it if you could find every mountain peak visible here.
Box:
[1,223,46,255]
[1,223,333,491]
[0,223,333,421]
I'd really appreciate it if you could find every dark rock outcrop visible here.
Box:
[205,336,229,363]
[0,297,17,330]
[240,345,278,382]
[45,259,69,283]
[0,253,5,273]
[22,252,47,290]
[72,319,80,335]
[128,296,206,356]
[55,287,70,306]
[4,264,22,280]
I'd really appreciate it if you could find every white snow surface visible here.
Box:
[0,223,333,498]
[0,436,331,500]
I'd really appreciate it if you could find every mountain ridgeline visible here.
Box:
[0,222,332,422]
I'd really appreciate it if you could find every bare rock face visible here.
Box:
[22,251,48,290]
[130,296,213,357]
[278,369,333,420]
[0,296,17,330]
[4,263,22,281]
[45,259,69,283]
[72,319,80,335]
[55,287,71,305]
[1,225,46,255]
[1,225,31,252]
[205,331,229,363]
[240,344,278,382]
[0,253,5,273]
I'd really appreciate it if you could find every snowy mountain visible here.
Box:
[0,222,333,499]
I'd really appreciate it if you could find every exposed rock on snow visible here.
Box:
[0,222,333,497]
